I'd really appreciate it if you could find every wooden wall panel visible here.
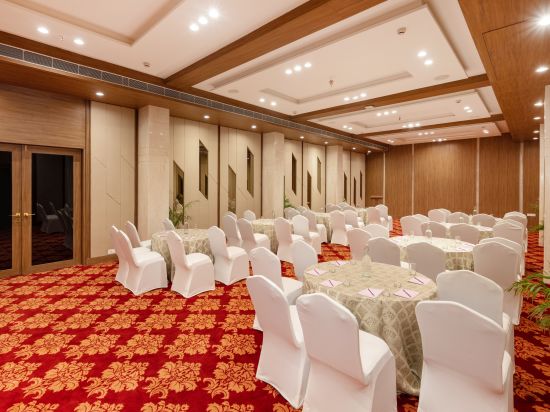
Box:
[0,84,85,148]
[523,140,540,227]
[365,152,384,206]
[414,140,476,214]
[479,136,520,216]
[385,145,412,218]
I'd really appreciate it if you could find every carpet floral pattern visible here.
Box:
[0,222,548,411]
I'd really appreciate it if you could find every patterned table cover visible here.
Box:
[251,219,279,253]
[440,222,493,240]
[151,229,212,278]
[313,212,332,241]
[303,260,437,395]
[392,235,474,270]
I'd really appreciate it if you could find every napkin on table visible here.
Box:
[306,268,327,276]
[393,288,419,299]
[408,275,432,285]
[358,288,383,299]
[320,279,342,288]
[330,260,349,266]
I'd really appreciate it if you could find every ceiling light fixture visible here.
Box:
[534,116,541,120]
[251,125,257,129]
[368,151,372,154]
[391,110,397,114]
[534,130,540,133]
[343,125,348,129]
[537,14,550,26]
[467,109,473,113]
[198,16,208,25]
[270,101,277,107]
[483,129,489,134]
[189,22,199,32]
[424,59,433,66]
[300,136,304,139]
[285,68,292,75]
[208,7,220,19]
[535,101,544,107]
[464,106,471,110]
[73,37,84,45]
[418,133,422,136]
[95,91,104,97]
[377,112,382,117]
[348,127,353,130]
[344,97,350,101]
[536,65,549,73]
[293,65,302,72]
[417,50,427,58]
[534,137,539,140]
[352,147,356,150]
[415,122,420,127]
[383,111,389,115]
[360,92,367,98]
[430,132,434,135]
[352,96,358,100]
[324,141,328,145]
[203,115,210,119]
[37,26,49,34]
[304,62,312,68]
[259,97,265,103]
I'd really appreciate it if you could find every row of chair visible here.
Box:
[330,210,390,246]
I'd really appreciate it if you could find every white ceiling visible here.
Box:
[0,0,308,77]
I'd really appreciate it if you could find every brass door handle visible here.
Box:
[9,212,21,217]
[23,212,35,217]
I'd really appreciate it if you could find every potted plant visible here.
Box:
[168,196,198,228]
[511,273,550,331]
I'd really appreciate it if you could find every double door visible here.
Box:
[0,144,81,276]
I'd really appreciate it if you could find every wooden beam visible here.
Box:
[293,74,491,121]
[165,0,385,88]
[357,114,505,139]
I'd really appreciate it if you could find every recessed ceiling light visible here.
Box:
[360,92,367,98]
[352,96,358,100]
[418,133,422,136]
[391,110,397,114]
[424,59,433,66]
[344,97,350,101]
[432,139,436,142]
[537,14,550,26]
[383,111,389,115]
[270,101,277,107]
[466,109,473,113]
[300,135,304,139]
[203,115,210,119]
[189,22,199,32]
[37,26,49,34]
[285,68,292,75]
[324,141,328,145]
[294,65,302,72]
[534,130,540,133]
[208,7,220,19]
[73,37,84,45]
[408,123,414,128]
[343,125,348,129]
[430,132,434,135]
[534,116,541,120]
[95,91,104,97]
[417,50,427,58]
[348,127,352,130]
[483,129,489,134]
[402,125,407,128]
[536,65,549,73]
[535,101,544,107]
[424,132,429,135]
[368,151,371,154]
[377,112,382,117]
[534,137,539,140]
[415,122,420,127]
[464,106,470,110]
[259,97,265,103]
[198,16,208,25]
[352,147,356,150]
[251,125,257,129]
[304,62,312,68]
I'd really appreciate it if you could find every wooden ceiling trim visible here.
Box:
[293,74,491,121]
[165,0,386,88]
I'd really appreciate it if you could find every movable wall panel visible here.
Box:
[523,140,540,227]
[342,150,351,204]
[414,139,477,214]
[170,117,219,229]
[90,101,136,257]
[350,152,366,207]
[219,127,261,221]
[385,145,413,218]
[326,145,344,205]
[479,136,519,216]
[303,143,326,212]
[284,139,303,208]
[365,152,384,207]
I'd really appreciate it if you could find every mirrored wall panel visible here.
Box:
[199,141,208,198]
[228,166,237,213]
[0,151,12,270]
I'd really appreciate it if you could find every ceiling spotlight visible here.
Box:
[383,111,389,115]
[348,127,352,130]
[417,50,427,58]
[534,137,540,140]
[270,101,277,107]
[402,125,407,128]
[352,96,359,100]
[352,147,356,150]
[415,122,420,127]
[73,37,85,45]
[251,125,257,129]
[432,139,436,142]
[360,92,367,98]
[534,116,541,120]
[377,112,382,117]
[418,133,423,136]
[466,109,473,113]
[536,65,549,73]
[203,115,210,119]
[285,68,292,75]
[464,106,471,110]
[300,135,304,139]
[294,65,302,72]
[391,110,397,114]
[198,16,208,25]
[304,62,312,68]
[408,123,414,128]
[424,59,433,66]
[343,125,348,129]
[344,97,350,101]
[208,7,220,19]
[430,132,434,135]
[537,14,550,26]
[534,130,540,133]
[259,97,265,103]
[483,129,489,134]
[324,141,328,145]
[37,26,49,34]
[424,132,429,135]
[534,101,544,107]
[95,91,104,97]
[368,151,372,154]
[189,22,199,32]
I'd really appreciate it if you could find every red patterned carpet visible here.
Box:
[0,224,548,411]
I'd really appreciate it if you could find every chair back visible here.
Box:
[291,240,317,280]
[413,214,430,223]
[250,247,283,290]
[296,206,307,212]
[426,221,447,238]
[302,209,318,232]
[236,218,256,244]
[437,270,504,326]
[449,223,480,244]
[406,242,446,282]
[347,228,371,260]
[243,209,257,221]
[363,223,389,238]
[367,237,401,266]
[162,218,176,231]
[116,230,138,267]
[124,221,142,248]
[207,226,229,259]
[503,212,527,228]
[325,204,341,213]
[36,202,48,220]
[222,214,241,245]
[416,301,506,392]
[400,215,423,235]
[480,237,523,273]
[247,276,300,347]
[292,215,311,240]
[110,225,121,255]
[471,213,496,227]
[493,221,524,246]
[375,204,389,220]
[473,242,519,290]
[285,208,300,220]
[224,211,237,220]
[297,293,365,383]
[447,211,469,224]
[166,230,189,269]
[344,209,360,228]
[366,207,381,225]
[427,209,447,223]
[274,217,293,245]
[329,210,346,231]
[341,205,356,211]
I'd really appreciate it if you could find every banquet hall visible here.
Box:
[0,0,548,411]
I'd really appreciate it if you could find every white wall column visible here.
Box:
[137,105,170,238]
[540,123,545,247]
[326,145,344,205]
[262,132,285,218]
[543,85,550,282]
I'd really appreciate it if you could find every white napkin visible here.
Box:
[306,268,327,276]
[320,279,342,288]
[358,288,383,299]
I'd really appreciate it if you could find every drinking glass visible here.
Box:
[409,262,416,276]
[454,235,461,247]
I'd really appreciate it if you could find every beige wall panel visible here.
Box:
[326,145,344,205]
[350,152,366,207]
[284,138,303,207]
[365,152,384,206]
[303,143,326,212]
[262,132,285,218]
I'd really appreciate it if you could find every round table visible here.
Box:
[151,229,212,278]
[251,219,280,253]
[302,260,437,395]
[392,235,474,270]
[440,222,493,240]
[313,212,332,241]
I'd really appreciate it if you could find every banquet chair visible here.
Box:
[367,237,403,267]
[503,211,527,228]
[221,214,242,247]
[425,221,447,238]
[115,230,167,295]
[111,226,150,285]
[274,217,303,263]
[366,206,383,226]
[375,204,393,230]
[341,205,356,211]
[36,202,63,233]
[250,247,302,305]
[296,293,397,412]
[472,213,497,228]
[344,209,364,229]
[400,215,424,236]
[125,221,152,250]
[247,276,309,408]
[57,209,73,250]
[446,211,469,224]
[480,237,524,277]
[406,242,446,282]
[292,215,322,254]
[291,240,318,281]
[415,301,513,412]
[439,208,451,214]
[493,220,524,250]
[237,218,270,253]
[363,223,389,239]
[162,218,176,231]
[166,231,215,297]
[473,242,522,324]
[296,205,308,212]
[224,211,237,220]
[449,223,480,244]
[413,213,430,223]
[243,209,257,221]
[285,207,301,220]
[47,201,57,215]
[347,228,371,260]
[207,226,249,285]
[303,209,328,243]
[325,204,341,213]
[330,210,352,245]
[427,209,447,223]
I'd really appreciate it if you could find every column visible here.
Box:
[540,123,545,247]
[543,85,550,282]
[326,145,344,205]
[262,132,285,218]
[137,105,170,238]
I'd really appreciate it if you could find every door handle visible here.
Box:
[23,212,35,217]
[9,212,21,217]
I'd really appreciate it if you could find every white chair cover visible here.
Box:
[363,223,389,239]
[247,276,309,408]
[480,237,524,277]
[449,223,480,244]
[274,217,303,263]
[406,242,446,282]
[124,221,151,249]
[426,221,447,238]
[366,207,382,226]
[221,214,242,247]
[413,214,430,223]
[162,218,176,231]
[296,293,397,412]
[292,215,321,254]
[207,226,249,285]
[224,211,237,219]
[367,237,401,267]
[243,209,257,221]
[345,209,363,228]
[493,220,524,249]
[415,301,513,412]
[400,215,424,236]
[347,228,371,260]
[285,208,301,220]
[291,240,318,281]
[325,204,341,213]
[166,231,214,297]
[303,209,328,243]
[330,210,351,245]
[237,218,270,253]
[111,226,149,285]
[428,209,447,223]
[446,211,469,224]
[296,206,308,212]
[375,204,393,230]
[472,213,497,227]
[503,211,527,228]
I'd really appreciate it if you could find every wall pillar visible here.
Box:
[262,132,285,218]
[543,85,550,282]
[326,145,344,205]
[137,105,170,238]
